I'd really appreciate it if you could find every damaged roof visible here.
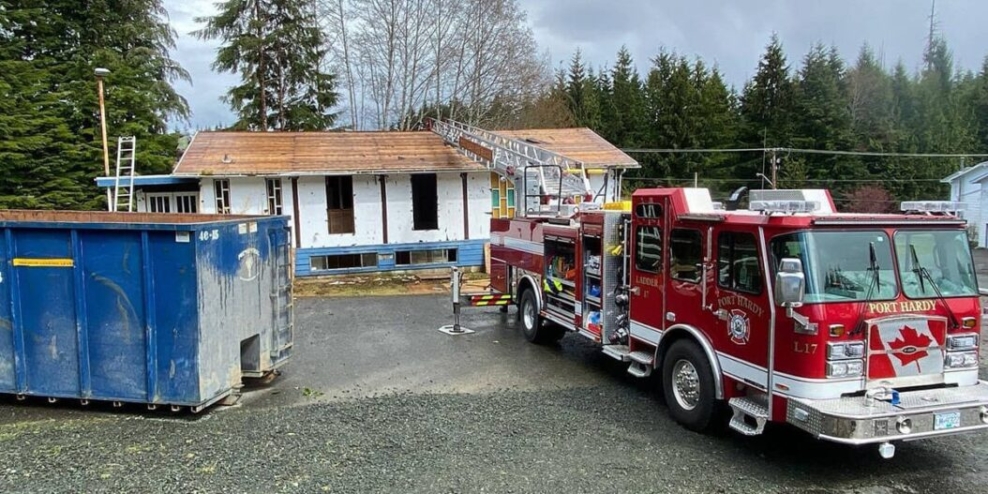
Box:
[173,128,637,177]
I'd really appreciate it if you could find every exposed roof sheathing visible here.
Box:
[174,127,638,177]
[174,131,483,176]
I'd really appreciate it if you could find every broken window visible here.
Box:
[395,249,457,265]
[411,174,438,231]
[325,176,355,234]
[266,178,283,215]
[310,253,377,271]
[214,179,231,214]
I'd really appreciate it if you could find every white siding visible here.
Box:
[976,186,988,247]
[197,172,492,249]
[588,172,620,201]
[467,173,491,239]
[942,163,988,248]
[387,173,463,243]
[200,177,294,216]
[297,175,383,249]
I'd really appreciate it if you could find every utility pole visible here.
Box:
[95,68,112,208]
[770,148,778,189]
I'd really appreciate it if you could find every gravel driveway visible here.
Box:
[1,295,987,494]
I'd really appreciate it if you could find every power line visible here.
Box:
[623,177,948,183]
[621,147,988,159]
[622,148,766,154]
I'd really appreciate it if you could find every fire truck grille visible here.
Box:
[865,315,948,387]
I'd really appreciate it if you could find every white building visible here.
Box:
[97,129,637,276]
[942,161,988,247]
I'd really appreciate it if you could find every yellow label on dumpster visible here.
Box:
[12,258,74,267]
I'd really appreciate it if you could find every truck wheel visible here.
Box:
[518,288,550,344]
[662,339,716,432]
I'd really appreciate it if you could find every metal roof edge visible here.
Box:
[172,131,200,174]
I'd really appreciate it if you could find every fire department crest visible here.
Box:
[728,310,750,345]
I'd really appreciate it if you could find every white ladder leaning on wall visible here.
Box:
[111,136,137,212]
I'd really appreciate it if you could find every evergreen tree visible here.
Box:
[695,66,739,193]
[596,68,617,139]
[738,34,795,186]
[195,0,339,131]
[564,50,601,129]
[608,46,646,147]
[972,57,988,153]
[792,44,859,192]
[0,0,189,209]
[847,45,896,153]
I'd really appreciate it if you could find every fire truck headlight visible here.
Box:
[845,360,864,376]
[826,359,863,378]
[944,351,979,369]
[946,334,978,351]
[827,362,847,377]
[827,342,865,360]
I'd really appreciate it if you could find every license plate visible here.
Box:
[934,411,961,431]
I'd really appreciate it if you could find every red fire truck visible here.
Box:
[430,119,988,458]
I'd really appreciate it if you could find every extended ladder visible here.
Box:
[429,119,596,217]
[112,136,136,212]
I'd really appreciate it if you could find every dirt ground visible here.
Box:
[293,271,491,298]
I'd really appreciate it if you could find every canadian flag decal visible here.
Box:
[868,317,946,380]
[888,326,933,370]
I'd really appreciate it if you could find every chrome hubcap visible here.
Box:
[672,359,700,411]
[523,298,536,330]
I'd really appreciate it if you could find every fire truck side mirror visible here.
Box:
[775,258,805,310]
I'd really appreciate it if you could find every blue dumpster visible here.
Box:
[0,211,293,411]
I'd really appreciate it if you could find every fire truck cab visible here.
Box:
[491,187,988,458]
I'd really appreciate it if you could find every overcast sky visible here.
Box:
[163,0,987,131]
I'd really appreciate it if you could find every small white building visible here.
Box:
[942,161,988,247]
[97,129,637,276]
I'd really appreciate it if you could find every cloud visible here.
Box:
[522,0,986,86]
[163,0,237,131]
[162,0,988,130]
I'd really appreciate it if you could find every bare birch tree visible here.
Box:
[318,0,543,129]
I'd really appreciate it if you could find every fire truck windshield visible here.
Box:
[894,230,978,297]
[770,231,898,303]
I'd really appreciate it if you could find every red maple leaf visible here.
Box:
[888,326,933,370]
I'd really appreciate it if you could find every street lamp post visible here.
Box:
[95,67,112,209]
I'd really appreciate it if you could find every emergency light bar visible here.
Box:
[750,200,820,214]
[900,201,965,213]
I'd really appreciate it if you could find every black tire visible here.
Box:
[518,288,556,344]
[661,339,717,432]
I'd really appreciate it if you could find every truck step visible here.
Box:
[628,350,654,366]
[627,361,652,378]
[602,344,630,362]
[728,397,769,436]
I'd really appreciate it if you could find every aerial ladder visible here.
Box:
[111,136,137,212]
[428,119,610,218]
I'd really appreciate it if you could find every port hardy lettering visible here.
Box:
[718,294,765,318]
[867,300,937,315]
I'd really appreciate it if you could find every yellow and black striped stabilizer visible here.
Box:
[466,294,513,306]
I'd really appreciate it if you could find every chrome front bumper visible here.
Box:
[787,382,988,445]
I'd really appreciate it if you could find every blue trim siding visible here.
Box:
[296,239,487,276]
[95,175,199,188]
